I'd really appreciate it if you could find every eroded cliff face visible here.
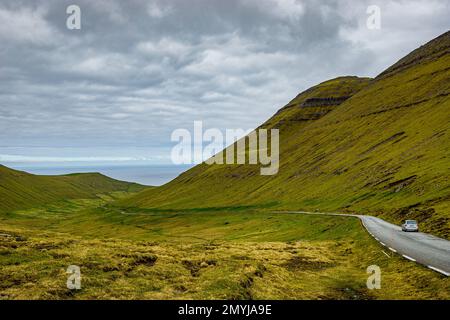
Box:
[265,76,371,127]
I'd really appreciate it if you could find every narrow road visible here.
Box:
[278,211,450,277]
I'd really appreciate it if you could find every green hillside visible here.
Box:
[120,31,450,238]
[0,165,145,213]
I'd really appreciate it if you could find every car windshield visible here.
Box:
[406,220,417,225]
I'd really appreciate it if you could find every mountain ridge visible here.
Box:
[119,31,450,238]
[0,164,145,213]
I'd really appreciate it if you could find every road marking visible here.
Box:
[288,211,450,277]
[402,255,416,262]
[381,250,390,258]
[388,247,397,253]
[427,266,450,277]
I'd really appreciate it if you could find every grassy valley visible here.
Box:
[119,31,450,239]
[1,31,450,300]
[1,200,448,299]
[0,165,145,214]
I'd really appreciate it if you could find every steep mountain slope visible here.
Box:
[120,31,450,237]
[0,165,144,213]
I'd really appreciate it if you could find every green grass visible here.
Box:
[1,198,449,300]
[0,165,147,214]
[119,31,450,239]
[1,31,449,300]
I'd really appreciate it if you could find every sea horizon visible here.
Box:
[3,162,193,186]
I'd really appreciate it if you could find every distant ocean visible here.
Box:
[6,163,194,186]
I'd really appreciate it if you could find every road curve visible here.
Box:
[278,211,450,277]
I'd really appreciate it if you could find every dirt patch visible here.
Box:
[385,175,417,192]
[254,263,266,278]
[203,242,220,251]
[182,260,202,277]
[31,242,67,251]
[173,284,188,294]
[95,252,159,272]
[130,253,158,267]
[395,204,434,220]
[237,275,254,300]
[229,264,266,300]
[182,259,216,277]
[320,286,374,300]
[0,231,27,242]
[230,255,251,260]
[360,131,406,156]
[49,252,71,259]
[0,273,37,290]
[283,255,334,271]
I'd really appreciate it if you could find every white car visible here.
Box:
[401,220,419,232]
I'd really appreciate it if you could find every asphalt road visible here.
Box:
[282,211,450,277]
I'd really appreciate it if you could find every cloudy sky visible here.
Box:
[0,0,449,165]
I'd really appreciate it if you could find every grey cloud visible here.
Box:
[0,0,448,161]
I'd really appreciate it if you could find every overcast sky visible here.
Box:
[0,0,449,165]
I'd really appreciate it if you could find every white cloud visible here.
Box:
[147,2,172,18]
[70,53,135,78]
[0,0,448,163]
[338,0,450,73]
[90,0,129,24]
[136,38,192,57]
[244,0,305,20]
[0,6,58,45]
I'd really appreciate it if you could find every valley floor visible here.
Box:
[0,194,448,299]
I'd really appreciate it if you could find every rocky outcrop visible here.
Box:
[300,96,351,108]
